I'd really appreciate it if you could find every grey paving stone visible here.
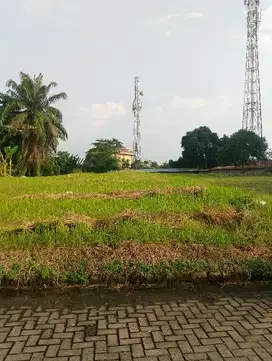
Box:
[0,295,272,360]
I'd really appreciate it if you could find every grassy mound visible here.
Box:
[0,172,272,287]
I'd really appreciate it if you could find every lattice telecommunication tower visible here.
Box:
[132,76,143,162]
[242,0,263,137]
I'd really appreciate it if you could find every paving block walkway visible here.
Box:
[1,292,272,360]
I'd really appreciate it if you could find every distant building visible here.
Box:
[208,159,272,174]
[116,148,134,167]
[207,164,270,175]
[256,159,272,167]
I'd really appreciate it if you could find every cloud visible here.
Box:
[158,14,180,25]
[172,94,232,110]
[153,13,180,37]
[229,33,244,40]
[91,103,126,119]
[161,11,204,36]
[79,106,89,113]
[80,102,126,127]
[217,95,233,108]
[260,34,272,54]
[157,11,204,37]
[172,96,209,109]
[19,0,76,27]
[260,5,272,34]
[259,5,272,54]
[184,12,204,20]
[229,6,272,53]
[155,105,164,113]
[20,0,65,14]
[91,119,107,128]
[165,24,179,37]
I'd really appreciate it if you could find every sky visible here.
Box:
[1,0,272,162]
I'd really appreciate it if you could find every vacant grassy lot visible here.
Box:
[0,172,272,286]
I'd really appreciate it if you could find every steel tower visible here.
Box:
[243,0,262,137]
[132,76,143,163]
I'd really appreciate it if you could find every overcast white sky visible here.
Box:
[1,0,272,162]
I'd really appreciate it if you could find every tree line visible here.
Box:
[0,72,269,177]
[168,126,268,169]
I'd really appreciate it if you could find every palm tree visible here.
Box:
[0,72,68,175]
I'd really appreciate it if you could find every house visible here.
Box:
[116,148,134,167]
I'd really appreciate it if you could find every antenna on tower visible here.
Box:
[242,0,263,137]
[132,76,143,168]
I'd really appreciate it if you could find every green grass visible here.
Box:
[1,258,272,287]
[202,175,272,194]
[0,172,272,249]
[1,171,272,286]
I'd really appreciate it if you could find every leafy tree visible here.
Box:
[223,129,267,167]
[168,157,185,168]
[181,126,219,169]
[266,148,272,160]
[134,160,150,169]
[122,159,131,169]
[55,151,83,175]
[140,160,159,169]
[0,72,68,176]
[131,159,142,169]
[159,161,170,169]
[41,151,83,176]
[217,134,230,166]
[40,155,59,176]
[150,161,159,169]
[131,159,159,169]
[84,138,123,173]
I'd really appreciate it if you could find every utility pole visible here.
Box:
[242,0,263,137]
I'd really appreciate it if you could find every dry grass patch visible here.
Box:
[1,210,196,235]
[193,207,245,229]
[1,242,272,271]
[138,211,190,228]
[111,241,272,263]
[5,213,94,235]
[11,186,205,201]
[2,210,176,235]
[92,211,137,231]
[90,210,189,231]
[2,206,245,236]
